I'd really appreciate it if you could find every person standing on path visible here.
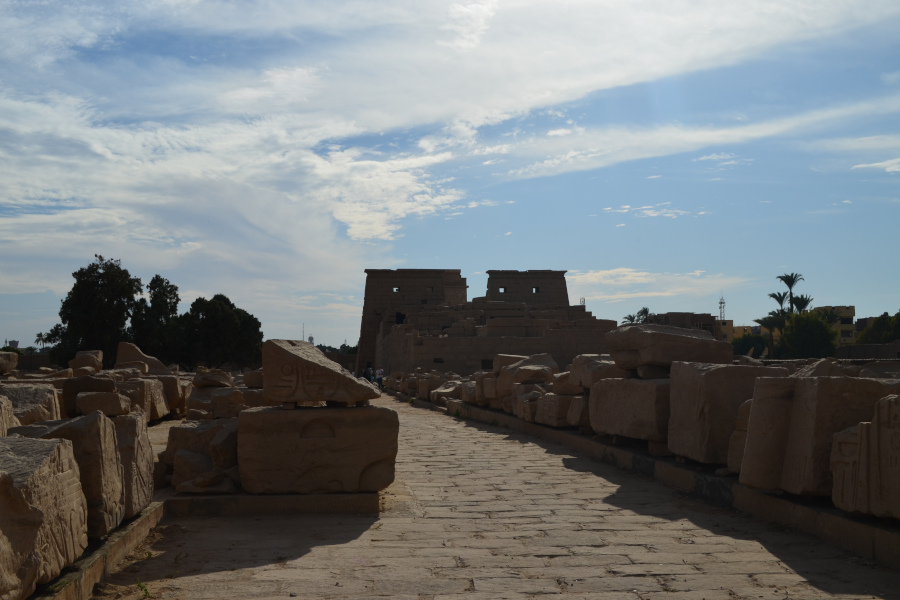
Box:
[375,367,384,391]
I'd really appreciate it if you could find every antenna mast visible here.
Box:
[719,296,726,321]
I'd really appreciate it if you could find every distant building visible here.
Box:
[717,320,757,343]
[813,305,856,347]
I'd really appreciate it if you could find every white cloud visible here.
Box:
[567,268,749,302]
[647,174,661,179]
[852,157,900,173]
[882,71,900,85]
[438,1,498,52]
[603,202,689,219]
[694,153,736,161]
[547,128,573,137]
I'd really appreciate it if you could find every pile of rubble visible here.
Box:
[386,324,900,522]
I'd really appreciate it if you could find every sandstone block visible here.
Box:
[210,419,239,470]
[172,450,214,489]
[483,376,498,400]
[416,377,446,401]
[513,392,542,422]
[667,362,789,464]
[605,324,732,370]
[238,406,399,494]
[0,351,18,375]
[739,378,798,490]
[193,369,233,388]
[0,384,61,425]
[114,361,149,374]
[210,388,248,419]
[460,381,477,405]
[76,392,131,417]
[61,375,116,419]
[535,393,575,427]
[263,340,379,405]
[496,354,559,398]
[831,395,900,518]
[1,395,20,435]
[72,367,97,377]
[244,368,264,388]
[0,437,88,600]
[9,412,125,538]
[160,419,237,467]
[492,354,527,375]
[566,396,591,427]
[430,381,463,403]
[118,379,169,420]
[68,350,102,372]
[590,379,670,442]
[552,372,585,395]
[114,342,171,375]
[112,413,153,519]
[727,399,753,474]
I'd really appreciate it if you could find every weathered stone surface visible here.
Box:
[780,377,900,495]
[9,412,125,538]
[112,413,153,519]
[739,378,797,490]
[569,355,630,388]
[150,375,185,415]
[0,384,61,425]
[535,393,575,427]
[551,372,584,395]
[727,399,753,474]
[72,367,97,377]
[193,369,233,388]
[210,419,239,471]
[667,362,789,464]
[244,368,264,389]
[831,395,900,518]
[263,340,380,405]
[492,354,527,375]
[460,381,477,405]
[1,395,20,435]
[416,377,446,401]
[566,395,591,427]
[238,406,399,494]
[0,437,88,600]
[859,361,900,379]
[172,450,214,489]
[210,388,248,419]
[790,358,857,379]
[114,342,171,375]
[590,379,671,442]
[114,361,149,374]
[160,419,236,468]
[605,324,732,370]
[61,375,116,419]
[118,379,169,420]
[741,376,900,495]
[482,376,498,400]
[76,392,131,417]
[430,381,463,403]
[0,351,18,375]
[513,391,542,423]
[68,350,102,372]
[496,354,559,398]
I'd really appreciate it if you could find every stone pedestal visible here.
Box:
[238,406,399,494]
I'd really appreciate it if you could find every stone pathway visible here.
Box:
[97,397,900,600]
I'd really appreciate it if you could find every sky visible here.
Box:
[1,0,899,348]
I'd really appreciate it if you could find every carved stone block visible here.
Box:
[61,375,116,419]
[263,340,380,405]
[535,393,575,427]
[76,392,131,417]
[0,384,61,425]
[590,378,670,442]
[237,406,399,494]
[113,413,153,519]
[727,399,753,474]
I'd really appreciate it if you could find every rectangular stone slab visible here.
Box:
[263,340,380,405]
[1,395,20,435]
[113,413,154,519]
[61,375,116,419]
[0,436,88,599]
[0,384,61,425]
[10,412,125,538]
[667,362,788,464]
[535,393,575,427]
[590,378,670,442]
[605,324,732,370]
[238,406,399,494]
[739,378,798,490]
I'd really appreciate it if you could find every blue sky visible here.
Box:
[1,0,899,348]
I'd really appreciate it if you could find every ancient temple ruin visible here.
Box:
[356,269,617,375]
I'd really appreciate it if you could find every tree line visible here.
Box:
[37,255,263,370]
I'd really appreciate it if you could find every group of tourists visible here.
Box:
[356,365,384,391]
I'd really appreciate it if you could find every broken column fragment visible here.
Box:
[113,412,154,518]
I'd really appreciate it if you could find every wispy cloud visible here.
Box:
[852,157,900,172]
[567,268,749,302]
[602,202,689,219]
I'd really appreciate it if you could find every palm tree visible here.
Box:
[777,272,804,314]
[754,311,785,358]
[622,307,651,325]
[793,294,813,313]
[34,332,45,348]
[768,291,788,314]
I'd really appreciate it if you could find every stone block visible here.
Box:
[210,388,248,419]
[0,437,88,600]
[566,396,590,427]
[727,399,752,474]
[160,419,237,467]
[483,376,498,400]
[513,392,542,422]
[492,354,527,375]
[193,369,234,388]
[172,450,214,489]
[780,377,900,495]
[76,392,131,417]
[605,324,732,370]
[589,378,670,442]
[637,364,670,379]
[460,381,477,405]
[115,361,149,374]
[69,350,102,372]
[0,351,18,375]
[1,395,20,435]
[739,378,798,490]
[831,395,900,518]
[114,342,171,375]
[667,362,789,464]
[149,375,186,415]
[244,368,264,388]
[10,412,125,538]
[113,413,153,519]
[263,340,379,405]
[0,384,61,426]
[210,419,239,470]
[535,393,575,427]
[72,367,97,377]
[552,372,585,395]
[496,354,559,398]
[430,380,463,403]
[569,355,630,387]
[118,379,169,420]
[859,361,900,379]
[416,377,446,401]
[61,375,116,419]
[238,406,399,494]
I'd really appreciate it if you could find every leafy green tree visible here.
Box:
[732,333,768,358]
[51,255,142,367]
[177,294,263,369]
[780,311,837,359]
[856,310,900,344]
[130,275,181,363]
